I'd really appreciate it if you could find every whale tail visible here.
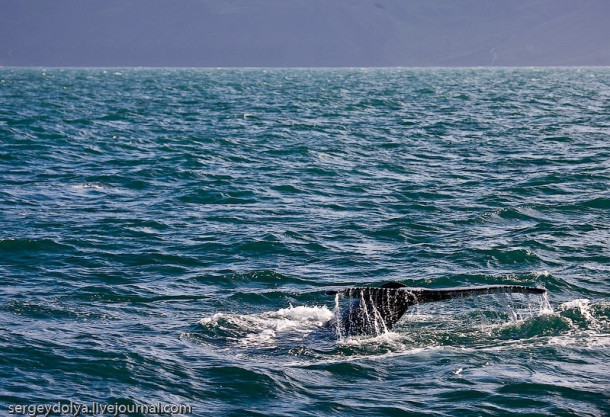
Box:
[326,283,546,336]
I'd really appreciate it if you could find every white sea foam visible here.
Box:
[548,334,610,348]
[200,294,607,354]
[200,305,333,327]
[72,183,105,191]
[200,305,334,347]
[559,299,593,317]
[337,330,403,347]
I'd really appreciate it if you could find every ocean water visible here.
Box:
[1,67,609,416]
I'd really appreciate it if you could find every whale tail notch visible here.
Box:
[326,283,546,336]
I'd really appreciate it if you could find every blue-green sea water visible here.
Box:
[1,68,609,416]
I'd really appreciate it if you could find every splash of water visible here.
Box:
[333,293,344,341]
[496,292,550,322]
[200,305,334,348]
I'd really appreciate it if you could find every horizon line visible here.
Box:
[2,65,610,70]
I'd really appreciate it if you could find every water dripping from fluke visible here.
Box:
[324,282,548,338]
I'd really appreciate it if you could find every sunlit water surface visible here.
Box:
[1,68,609,416]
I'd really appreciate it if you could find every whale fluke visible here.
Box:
[325,283,547,336]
